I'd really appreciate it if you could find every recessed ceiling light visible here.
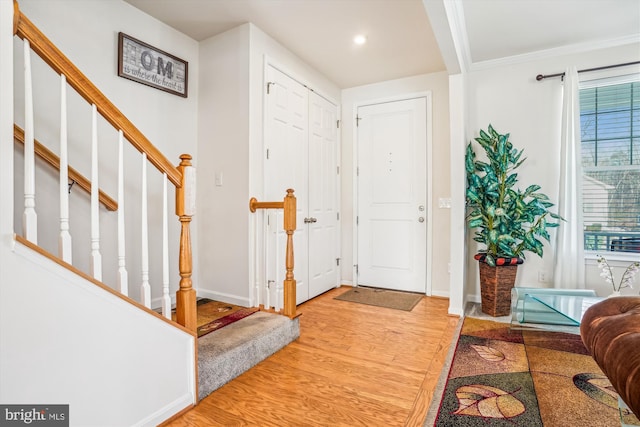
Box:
[353,35,367,45]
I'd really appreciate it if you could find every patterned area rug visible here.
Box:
[433,317,639,426]
[172,299,259,338]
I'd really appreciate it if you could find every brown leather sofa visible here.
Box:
[580,296,640,419]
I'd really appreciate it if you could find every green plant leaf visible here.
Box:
[465,125,561,259]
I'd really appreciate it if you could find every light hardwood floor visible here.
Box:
[166,286,459,427]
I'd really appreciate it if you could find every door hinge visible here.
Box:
[356,115,362,127]
[336,119,340,129]
[337,165,340,175]
[356,216,359,225]
[337,212,340,221]
[336,258,340,266]
[357,166,359,176]
[266,81,275,94]
[355,264,359,274]
[266,148,270,159]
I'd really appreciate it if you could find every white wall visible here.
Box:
[196,22,340,306]
[341,72,451,296]
[197,24,251,305]
[12,0,199,306]
[464,42,640,301]
[0,244,196,426]
[0,0,14,241]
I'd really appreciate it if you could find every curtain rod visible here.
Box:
[535,61,640,81]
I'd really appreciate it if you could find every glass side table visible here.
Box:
[523,294,604,326]
[510,287,603,331]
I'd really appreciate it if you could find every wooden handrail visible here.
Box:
[13,1,182,187]
[249,200,284,211]
[250,189,297,319]
[13,2,198,335]
[14,124,118,211]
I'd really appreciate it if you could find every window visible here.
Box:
[580,79,640,253]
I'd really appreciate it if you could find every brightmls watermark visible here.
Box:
[0,405,68,426]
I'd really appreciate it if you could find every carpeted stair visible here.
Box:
[198,311,300,400]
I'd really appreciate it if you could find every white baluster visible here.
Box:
[90,104,102,280]
[140,153,151,307]
[117,130,128,296]
[58,74,72,263]
[161,173,171,319]
[23,39,37,243]
[253,209,260,308]
[265,210,271,310]
[275,210,282,312]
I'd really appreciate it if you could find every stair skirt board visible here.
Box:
[198,311,300,399]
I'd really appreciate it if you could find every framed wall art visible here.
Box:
[117,32,188,98]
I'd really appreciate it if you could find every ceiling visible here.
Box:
[123,0,640,89]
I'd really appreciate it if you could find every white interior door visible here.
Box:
[264,66,309,304]
[356,98,427,293]
[264,65,339,305]
[308,91,339,299]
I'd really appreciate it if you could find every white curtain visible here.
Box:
[553,66,585,289]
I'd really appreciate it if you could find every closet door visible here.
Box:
[264,65,339,305]
[264,66,309,304]
[308,91,339,299]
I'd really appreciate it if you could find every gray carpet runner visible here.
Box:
[198,311,300,400]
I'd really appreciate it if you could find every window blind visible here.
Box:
[580,81,640,253]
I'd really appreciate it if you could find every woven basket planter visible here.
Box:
[479,261,518,317]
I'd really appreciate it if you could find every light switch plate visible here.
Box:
[438,197,451,208]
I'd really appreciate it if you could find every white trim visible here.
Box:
[336,103,343,289]
[470,34,640,72]
[443,0,471,73]
[431,290,450,299]
[134,393,195,427]
[585,251,640,265]
[264,55,339,106]
[352,91,434,296]
[351,103,359,285]
[579,69,640,88]
[447,73,466,317]
[198,288,251,307]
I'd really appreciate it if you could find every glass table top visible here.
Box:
[524,294,604,326]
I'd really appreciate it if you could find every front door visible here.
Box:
[356,97,427,293]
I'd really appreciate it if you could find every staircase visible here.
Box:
[198,311,300,399]
[4,2,299,425]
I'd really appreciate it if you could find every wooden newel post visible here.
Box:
[175,154,197,333]
[13,1,21,35]
[283,189,297,318]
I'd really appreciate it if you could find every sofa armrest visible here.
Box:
[580,296,640,419]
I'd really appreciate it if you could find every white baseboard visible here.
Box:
[431,290,450,298]
[197,289,250,307]
[340,280,353,286]
[467,294,481,304]
[135,393,195,427]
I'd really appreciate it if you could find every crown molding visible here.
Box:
[469,34,640,72]
[443,0,472,73]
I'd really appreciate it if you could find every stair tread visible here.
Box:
[197,311,300,400]
[198,311,291,354]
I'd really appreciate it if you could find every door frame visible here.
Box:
[352,92,433,295]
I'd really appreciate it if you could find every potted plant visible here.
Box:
[465,125,562,316]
